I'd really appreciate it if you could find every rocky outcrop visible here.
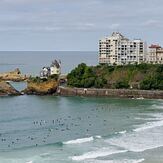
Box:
[0,68,27,82]
[0,81,21,96]
[23,79,58,95]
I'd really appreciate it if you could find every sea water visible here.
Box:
[0,52,163,163]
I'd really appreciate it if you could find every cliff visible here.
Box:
[23,77,59,95]
[0,81,21,96]
[0,68,27,81]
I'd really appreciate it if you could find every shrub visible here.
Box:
[115,80,129,89]
[94,77,107,88]
[156,64,163,73]
[140,75,161,90]
[83,77,95,88]
[48,74,59,80]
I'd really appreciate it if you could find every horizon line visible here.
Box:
[0,50,98,52]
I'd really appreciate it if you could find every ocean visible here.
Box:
[0,51,163,163]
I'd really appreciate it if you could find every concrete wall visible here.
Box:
[58,87,163,99]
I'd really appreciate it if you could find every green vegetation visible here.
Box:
[67,63,163,90]
[29,74,59,83]
[67,63,106,88]
[115,80,129,89]
[140,67,163,90]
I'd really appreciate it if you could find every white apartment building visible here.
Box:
[99,32,147,65]
[147,45,163,64]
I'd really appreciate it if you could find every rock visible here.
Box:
[0,81,21,96]
[23,79,58,95]
[0,68,27,82]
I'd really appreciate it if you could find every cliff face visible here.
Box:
[23,79,58,95]
[0,68,27,81]
[0,81,20,96]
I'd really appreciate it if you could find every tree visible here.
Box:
[94,77,107,88]
[115,80,129,89]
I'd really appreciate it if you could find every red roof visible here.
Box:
[149,44,161,48]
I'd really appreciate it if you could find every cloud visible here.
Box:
[109,23,120,30]
[141,19,161,27]
[0,0,162,50]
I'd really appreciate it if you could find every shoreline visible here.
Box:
[58,86,163,99]
[1,83,163,100]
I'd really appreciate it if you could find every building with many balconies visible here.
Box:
[99,32,147,65]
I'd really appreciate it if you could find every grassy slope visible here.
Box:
[67,63,163,90]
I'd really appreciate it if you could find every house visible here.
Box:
[50,60,61,75]
[147,44,163,64]
[40,67,50,78]
[40,60,61,78]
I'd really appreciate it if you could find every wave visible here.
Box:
[63,135,102,145]
[105,112,163,152]
[151,104,163,109]
[63,136,94,145]
[95,135,102,139]
[106,123,163,152]
[116,130,127,134]
[133,120,163,132]
[85,158,145,163]
[71,148,127,161]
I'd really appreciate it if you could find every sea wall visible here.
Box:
[58,87,163,99]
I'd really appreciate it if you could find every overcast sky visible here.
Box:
[0,0,162,51]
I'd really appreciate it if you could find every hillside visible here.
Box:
[67,63,163,90]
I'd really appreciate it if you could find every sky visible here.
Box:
[0,0,162,51]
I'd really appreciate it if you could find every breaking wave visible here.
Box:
[71,148,127,161]
[63,136,94,145]
[63,135,102,145]
[85,158,145,163]
[106,114,163,152]
[133,120,163,132]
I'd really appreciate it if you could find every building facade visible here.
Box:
[147,45,163,64]
[99,32,147,65]
[50,60,61,75]
[40,60,61,78]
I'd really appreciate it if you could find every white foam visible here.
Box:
[118,130,127,134]
[134,159,145,163]
[105,112,163,152]
[95,135,102,139]
[136,97,144,100]
[133,120,163,132]
[133,113,163,132]
[106,124,163,152]
[71,148,127,161]
[85,158,145,163]
[26,161,33,163]
[63,136,94,145]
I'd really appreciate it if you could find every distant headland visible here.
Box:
[0,62,162,99]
